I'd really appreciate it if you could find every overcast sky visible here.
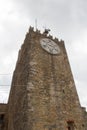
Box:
[0,0,87,110]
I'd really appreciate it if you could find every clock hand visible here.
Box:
[47,40,51,43]
[48,46,54,53]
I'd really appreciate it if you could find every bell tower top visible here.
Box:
[27,26,64,44]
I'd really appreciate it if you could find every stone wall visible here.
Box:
[0,104,7,114]
[7,27,87,130]
[0,103,7,130]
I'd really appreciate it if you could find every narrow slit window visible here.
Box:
[0,114,4,124]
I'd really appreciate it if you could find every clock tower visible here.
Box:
[7,27,86,130]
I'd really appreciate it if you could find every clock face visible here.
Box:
[40,38,60,54]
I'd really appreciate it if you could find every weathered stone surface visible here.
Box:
[2,26,87,130]
[0,104,7,130]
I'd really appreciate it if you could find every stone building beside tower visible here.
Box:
[0,26,87,130]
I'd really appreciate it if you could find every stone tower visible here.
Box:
[7,27,86,130]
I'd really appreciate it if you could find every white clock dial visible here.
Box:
[40,38,60,54]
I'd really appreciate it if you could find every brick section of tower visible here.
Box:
[7,27,86,130]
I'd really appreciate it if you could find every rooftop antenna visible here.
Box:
[35,19,37,31]
[43,25,46,31]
